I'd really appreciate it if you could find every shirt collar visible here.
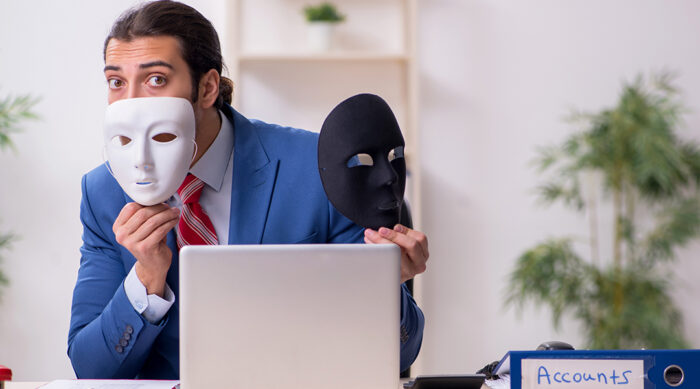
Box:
[190,110,234,192]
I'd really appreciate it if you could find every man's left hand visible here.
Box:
[364,224,429,283]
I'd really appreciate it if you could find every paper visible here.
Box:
[484,374,511,389]
[39,380,179,389]
[521,359,644,388]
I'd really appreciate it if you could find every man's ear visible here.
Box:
[197,69,220,109]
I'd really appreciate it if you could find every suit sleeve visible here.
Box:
[326,203,424,372]
[67,174,168,378]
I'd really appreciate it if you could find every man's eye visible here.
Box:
[147,75,166,87]
[347,153,374,168]
[108,79,124,89]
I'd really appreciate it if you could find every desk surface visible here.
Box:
[5,381,417,389]
[5,380,491,389]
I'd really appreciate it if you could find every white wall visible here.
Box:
[1,0,700,381]
[0,0,225,380]
[415,0,700,374]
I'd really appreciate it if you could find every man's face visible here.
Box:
[104,36,193,104]
[103,36,198,204]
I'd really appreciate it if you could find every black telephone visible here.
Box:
[536,340,575,351]
[403,374,485,389]
[403,341,575,388]
[477,340,575,379]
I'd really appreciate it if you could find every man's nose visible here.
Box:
[126,84,145,99]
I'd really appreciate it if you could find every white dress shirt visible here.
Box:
[124,110,234,323]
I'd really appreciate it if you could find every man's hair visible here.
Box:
[104,0,234,109]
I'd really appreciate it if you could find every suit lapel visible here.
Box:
[226,107,279,244]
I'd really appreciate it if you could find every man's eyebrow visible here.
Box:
[139,61,174,69]
[103,61,174,73]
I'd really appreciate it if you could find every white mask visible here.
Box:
[104,97,196,206]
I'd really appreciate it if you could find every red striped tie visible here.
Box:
[176,174,218,249]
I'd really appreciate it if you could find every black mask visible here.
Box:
[318,94,406,230]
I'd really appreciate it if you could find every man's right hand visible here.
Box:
[113,202,180,298]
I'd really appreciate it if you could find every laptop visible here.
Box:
[179,244,401,389]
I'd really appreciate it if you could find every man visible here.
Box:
[68,0,428,379]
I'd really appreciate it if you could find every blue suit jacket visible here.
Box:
[68,106,424,378]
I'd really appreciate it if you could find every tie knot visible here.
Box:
[177,173,205,204]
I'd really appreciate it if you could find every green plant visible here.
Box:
[0,93,38,297]
[303,2,345,23]
[506,73,700,349]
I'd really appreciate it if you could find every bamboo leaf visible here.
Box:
[506,239,589,328]
[0,90,39,299]
[508,72,700,348]
[0,93,40,151]
[643,197,700,264]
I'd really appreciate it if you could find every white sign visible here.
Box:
[522,358,645,388]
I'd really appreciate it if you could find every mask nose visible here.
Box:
[133,141,154,171]
[374,156,398,187]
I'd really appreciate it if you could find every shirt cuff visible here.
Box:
[124,266,175,324]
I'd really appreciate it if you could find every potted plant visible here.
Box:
[303,2,346,52]
[506,73,700,349]
[0,93,38,299]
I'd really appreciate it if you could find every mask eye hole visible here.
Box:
[110,135,132,146]
[347,153,374,168]
[152,133,177,143]
[388,146,404,162]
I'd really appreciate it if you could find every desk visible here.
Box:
[4,381,428,389]
[8,383,415,389]
[6,384,44,389]
[6,380,491,389]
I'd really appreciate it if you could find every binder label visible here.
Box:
[522,358,644,388]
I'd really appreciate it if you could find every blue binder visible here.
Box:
[494,349,700,389]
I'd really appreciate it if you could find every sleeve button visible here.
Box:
[125,325,134,334]
[123,332,131,341]
[119,338,128,347]
[115,345,124,353]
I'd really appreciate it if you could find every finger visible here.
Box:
[364,236,391,246]
[121,204,172,237]
[366,228,422,283]
[401,251,426,281]
[114,202,144,232]
[399,247,426,282]
[394,224,429,259]
[378,227,423,260]
[140,216,180,248]
[364,228,394,245]
[130,207,180,243]
[380,227,428,278]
